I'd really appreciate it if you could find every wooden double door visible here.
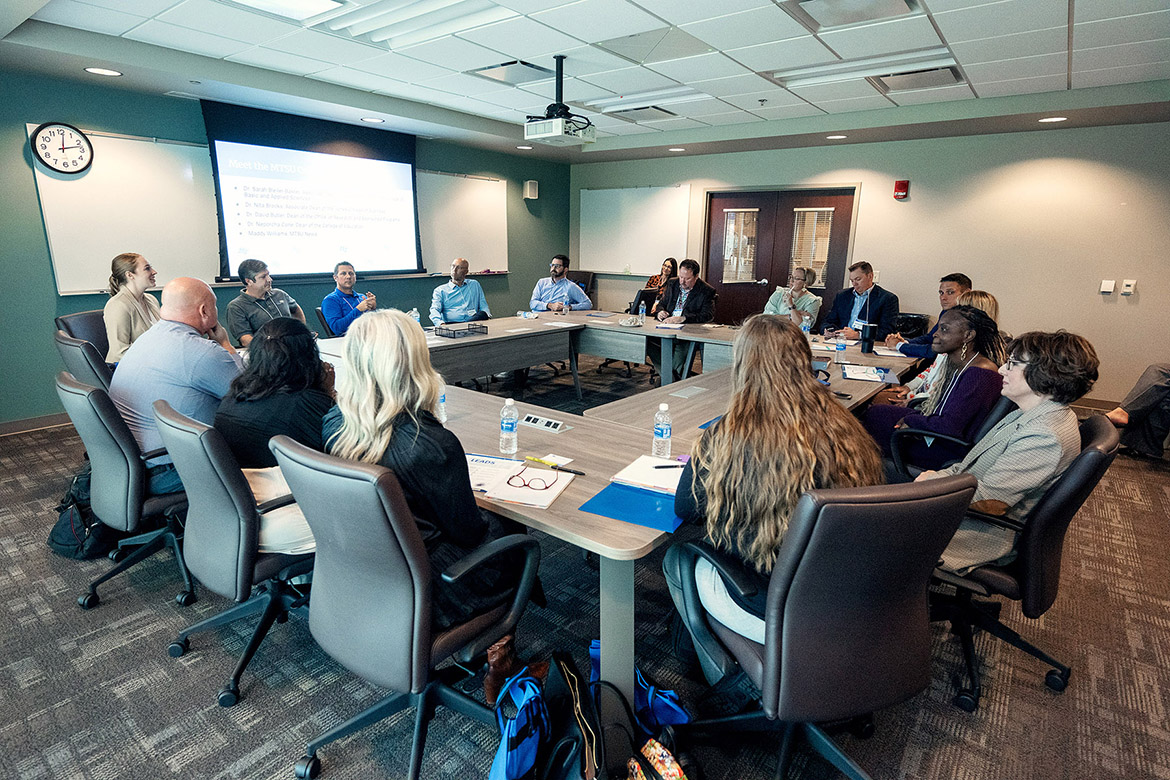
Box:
[704,188,855,326]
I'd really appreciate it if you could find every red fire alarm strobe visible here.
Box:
[894,180,910,200]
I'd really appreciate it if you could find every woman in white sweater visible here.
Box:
[103,252,161,362]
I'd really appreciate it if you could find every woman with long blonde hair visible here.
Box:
[322,309,518,628]
[664,314,882,642]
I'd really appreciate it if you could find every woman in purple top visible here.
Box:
[864,306,1007,470]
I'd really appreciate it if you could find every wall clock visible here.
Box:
[30,122,94,174]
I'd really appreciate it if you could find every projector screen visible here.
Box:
[211,140,421,276]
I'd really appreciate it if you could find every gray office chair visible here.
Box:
[931,415,1119,711]
[670,476,976,780]
[54,372,191,609]
[55,329,113,391]
[268,435,541,780]
[314,306,337,338]
[55,310,110,361]
[152,401,315,707]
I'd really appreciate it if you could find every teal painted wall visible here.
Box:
[0,70,569,425]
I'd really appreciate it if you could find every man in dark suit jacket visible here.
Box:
[821,261,899,340]
[650,259,717,380]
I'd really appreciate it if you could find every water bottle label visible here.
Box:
[836,342,845,351]
[501,419,517,433]
[654,423,672,439]
[440,392,446,404]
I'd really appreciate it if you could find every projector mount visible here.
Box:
[526,54,593,133]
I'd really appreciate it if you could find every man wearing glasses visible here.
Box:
[529,254,592,312]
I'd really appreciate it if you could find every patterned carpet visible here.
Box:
[2,357,1168,780]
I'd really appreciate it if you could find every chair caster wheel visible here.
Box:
[168,638,189,658]
[175,590,197,607]
[953,689,979,712]
[276,612,289,624]
[848,714,874,739]
[294,755,321,779]
[78,592,99,610]
[218,684,240,708]
[108,548,128,563]
[1045,669,1069,692]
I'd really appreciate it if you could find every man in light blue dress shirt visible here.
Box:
[430,257,491,325]
[529,254,592,312]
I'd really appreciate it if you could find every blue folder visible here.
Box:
[579,482,684,533]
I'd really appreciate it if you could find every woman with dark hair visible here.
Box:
[103,252,161,362]
[863,305,1007,470]
[663,314,883,642]
[917,330,1099,573]
[647,257,678,298]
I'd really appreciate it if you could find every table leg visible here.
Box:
[661,339,676,386]
[569,336,582,400]
[599,556,636,704]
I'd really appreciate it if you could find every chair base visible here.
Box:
[78,512,194,608]
[297,664,491,780]
[931,588,1071,712]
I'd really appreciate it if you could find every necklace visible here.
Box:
[934,352,979,413]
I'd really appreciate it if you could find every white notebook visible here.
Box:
[610,455,685,495]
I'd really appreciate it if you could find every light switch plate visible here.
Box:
[1100,279,1115,294]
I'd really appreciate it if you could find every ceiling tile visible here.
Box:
[422,72,509,97]
[963,52,1067,83]
[689,73,773,96]
[308,67,399,92]
[646,52,750,82]
[1074,39,1170,71]
[457,16,585,61]
[750,104,825,120]
[932,0,1067,44]
[157,0,300,44]
[1075,0,1170,24]
[33,0,146,35]
[818,14,942,59]
[726,36,838,72]
[579,66,679,93]
[227,47,333,76]
[666,97,738,117]
[67,0,179,13]
[626,0,773,27]
[480,87,560,110]
[972,73,1066,97]
[123,19,251,58]
[552,45,639,75]
[720,87,804,110]
[1075,10,1170,49]
[532,0,665,44]
[349,52,452,82]
[518,76,614,102]
[398,36,512,71]
[375,80,460,103]
[680,7,809,51]
[699,111,765,125]
[949,27,1067,66]
[596,122,662,135]
[886,82,976,105]
[814,94,896,113]
[789,79,881,101]
[264,30,385,66]
[1072,60,1170,87]
[495,0,578,13]
[636,116,709,130]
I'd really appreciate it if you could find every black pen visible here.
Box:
[552,465,586,476]
[653,464,686,469]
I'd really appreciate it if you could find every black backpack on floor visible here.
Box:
[46,460,122,560]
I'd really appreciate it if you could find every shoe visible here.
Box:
[1119,446,1162,461]
[484,634,520,708]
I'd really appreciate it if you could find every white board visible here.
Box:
[28,125,220,295]
[579,184,690,274]
[416,170,508,274]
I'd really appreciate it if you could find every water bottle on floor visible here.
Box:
[652,403,672,458]
[638,301,647,326]
[437,389,447,423]
[500,398,519,455]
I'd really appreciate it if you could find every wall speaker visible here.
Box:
[523,180,539,200]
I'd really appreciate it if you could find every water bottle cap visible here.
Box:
[659,403,669,411]
[505,398,515,406]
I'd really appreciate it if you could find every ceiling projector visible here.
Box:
[524,54,595,146]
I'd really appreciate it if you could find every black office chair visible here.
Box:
[893,312,930,340]
[54,372,191,609]
[152,401,315,707]
[315,306,337,338]
[600,289,661,378]
[567,270,596,308]
[56,310,110,361]
[670,476,976,780]
[890,396,1018,479]
[268,435,541,780]
[55,329,113,391]
[931,414,1119,712]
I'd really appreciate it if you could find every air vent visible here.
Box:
[609,106,678,122]
[468,60,554,86]
[594,27,713,64]
[875,67,961,92]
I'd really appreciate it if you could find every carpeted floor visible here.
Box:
[2,356,1169,780]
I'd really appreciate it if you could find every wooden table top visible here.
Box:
[556,310,679,339]
[316,315,582,356]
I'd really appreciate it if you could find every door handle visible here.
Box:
[755,278,768,285]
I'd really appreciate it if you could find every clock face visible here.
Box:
[31,122,94,174]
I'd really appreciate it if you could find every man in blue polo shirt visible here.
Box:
[321,262,376,335]
[430,257,491,325]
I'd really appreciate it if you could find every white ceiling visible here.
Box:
[2,0,1169,161]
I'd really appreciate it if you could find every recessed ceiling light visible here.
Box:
[1038,116,1067,123]
[359,117,384,123]
[84,67,122,77]
[516,145,533,150]
[230,0,342,21]
[826,134,847,140]
[668,147,686,152]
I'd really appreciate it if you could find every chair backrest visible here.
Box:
[55,371,145,532]
[55,330,112,391]
[269,435,433,694]
[315,306,337,338]
[630,288,658,316]
[760,475,977,722]
[567,270,596,306]
[1012,414,1119,618]
[968,395,1017,445]
[152,400,260,601]
[56,310,110,360]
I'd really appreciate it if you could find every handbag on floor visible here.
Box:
[588,640,692,735]
[491,668,550,780]
[539,651,605,780]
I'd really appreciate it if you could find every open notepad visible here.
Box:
[610,455,685,495]
[841,364,899,383]
[479,461,574,509]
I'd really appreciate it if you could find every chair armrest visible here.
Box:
[447,534,542,664]
[965,508,1025,533]
[441,534,539,584]
[139,447,168,461]
[682,541,758,599]
[889,426,972,478]
[257,494,297,514]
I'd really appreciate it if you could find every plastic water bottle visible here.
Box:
[437,389,447,423]
[408,307,421,326]
[500,398,519,455]
[834,336,846,364]
[799,315,811,337]
[638,301,647,325]
[652,403,672,458]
